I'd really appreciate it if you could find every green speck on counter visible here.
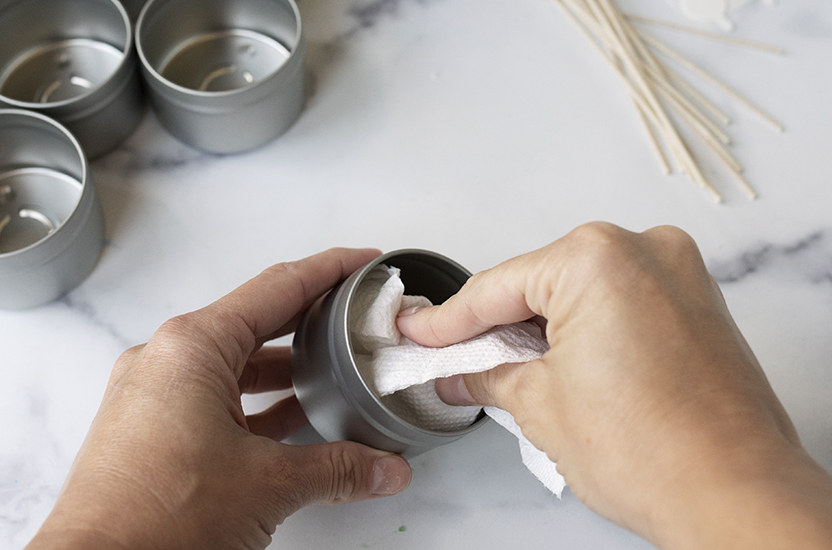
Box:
[398,525,407,533]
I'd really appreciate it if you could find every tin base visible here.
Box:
[0,39,124,104]
[158,29,291,92]
[0,168,82,254]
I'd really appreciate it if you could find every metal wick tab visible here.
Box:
[19,208,56,234]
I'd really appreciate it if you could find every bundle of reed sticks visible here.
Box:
[551,0,783,203]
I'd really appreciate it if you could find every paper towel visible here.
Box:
[351,265,566,496]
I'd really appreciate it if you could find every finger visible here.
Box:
[238,346,293,394]
[182,248,380,377]
[284,442,412,506]
[254,308,307,344]
[398,222,657,348]
[435,361,532,409]
[397,250,545,347]
[210,247,381,341]
[252,303,324,348]
[246,395,308,441]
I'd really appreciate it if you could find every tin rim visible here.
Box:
[0,0,133,110]
[135,0,303,99]
[338,249,487,439]
[0,109,89,258]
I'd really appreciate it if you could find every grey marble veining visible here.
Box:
[347,0,432,29]
[3,1,832,549]
[710,229,832,285]
[92,117,210,176]
[58,292,134,350]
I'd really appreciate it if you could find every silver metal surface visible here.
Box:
[0,39,125,104]
[136,0,305,154]
[0,0,144,159]
[159,29,291,92]
[0,110,104,310]
[292,250,488,458]
[0,169,81,254]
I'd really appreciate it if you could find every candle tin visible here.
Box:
[136,0,305,154]
[0,110,104,310]
[292,249,488,457]
[0,0,144,159]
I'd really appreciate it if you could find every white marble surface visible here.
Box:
[3,0,832,548]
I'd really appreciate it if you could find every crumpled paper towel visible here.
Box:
[350,264,566,496]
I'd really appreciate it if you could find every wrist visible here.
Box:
[26,460,187,550]
[27,527,133,550]
[651,434,832,550]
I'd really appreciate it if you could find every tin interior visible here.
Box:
[138,0,300,94]
[0,0,129,106]
[345,252,485,435]
[0,111,86,255]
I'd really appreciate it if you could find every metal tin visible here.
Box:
[136,0,305,154]
[292,249,488,457]
[0,110,104,310]
[0,0,144,160]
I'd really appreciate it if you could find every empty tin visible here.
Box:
[136,0,305,154]
[292,250,488,457]
[0,110,104,310]
[0,0,144,160]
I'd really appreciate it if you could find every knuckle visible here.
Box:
[324,246,349,256]
[479,367,509,405]
[155,310,252,373]
[462,269,487,289]
[563,222,635,276]
[114,344,144,367]
[148,314,210,364]
[108,344,146,387]
[567,221,625,247]
[320,444,365,504]
[560,223,704,286]
[644,225,702,263]
[155,314,201,346]
[262,262,307,302]
[471,362,524,409]
[260,448,309,521]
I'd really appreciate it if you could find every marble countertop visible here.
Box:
[3,0,831,548]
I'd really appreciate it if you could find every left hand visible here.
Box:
[27,248,412,550]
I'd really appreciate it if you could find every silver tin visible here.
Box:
[136,0,305,154]
[0,0,144,160]
[292,249,488,457]
[0,110,104,310]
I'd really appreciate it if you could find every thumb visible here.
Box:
[435,361,531,409]
[283,442,411,508]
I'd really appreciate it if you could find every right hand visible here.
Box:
[398,222,832,550]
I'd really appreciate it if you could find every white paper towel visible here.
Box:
[351,265,566,496]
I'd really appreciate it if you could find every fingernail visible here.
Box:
[371,455,411,496]
[435,374,477,406]
[397,306,423,318]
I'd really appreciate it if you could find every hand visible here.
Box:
[28,248,411,550]
[398,223,832,550]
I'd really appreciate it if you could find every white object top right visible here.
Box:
[667,0,777,29]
